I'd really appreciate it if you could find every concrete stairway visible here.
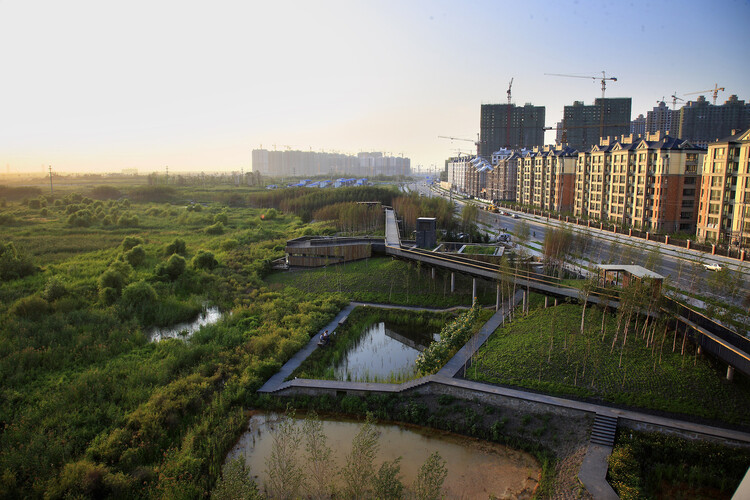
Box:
[590,414,618,447]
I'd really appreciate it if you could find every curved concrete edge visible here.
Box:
[578,444,619,500]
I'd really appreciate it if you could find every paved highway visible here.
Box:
[408,180,750,308]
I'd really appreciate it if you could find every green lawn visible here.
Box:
[467,303,750,427]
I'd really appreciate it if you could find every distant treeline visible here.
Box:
[0,185,43,201]
[247,186,398,222]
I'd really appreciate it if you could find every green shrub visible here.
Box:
[43,276,67,302]
[164,238,187,256]
[121,236,143,251]
[124,245,146,267]
[45,460,133,499]
[192,250,218,270]
[214,212,229,225]
[67,210,93,227]
[263,208,278,220]
[0,242,37,281]
[98,262,132,299]
[205,222,224,235]
[27,198,42,209]
[10,295,49,317]
[0,213,15,225]
[156,254,186,280]
[116,212,139,227]
[220,239,239,251]
[121,281,158,319]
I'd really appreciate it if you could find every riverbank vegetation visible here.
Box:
[0,184,347,498]
[608,430,750,499]
[467,303,750,427]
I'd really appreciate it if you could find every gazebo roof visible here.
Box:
[597,264,663,280]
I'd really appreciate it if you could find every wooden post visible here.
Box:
[686,239,691,250]
[496,283,500,311]
[472,278,477,304]
[727,365,735,382]
[544,296,549,308]
[451,272,455,293]
[711,244,716,255]
[432,267,436,279]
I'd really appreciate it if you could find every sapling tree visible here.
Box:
[340,414,380,499]
[302,412,334,499]
[264,410,304,500]
[412,451,447,500]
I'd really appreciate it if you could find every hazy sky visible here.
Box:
[2,0,750,174]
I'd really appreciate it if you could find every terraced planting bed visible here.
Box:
[467,303,750,427]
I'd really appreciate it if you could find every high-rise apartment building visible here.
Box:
[574,133,704,233]
[559,98,632,152]
[678,95,750,148]
[479,103,545,158]
[646,101,678,136]
[251,149,410,177]
[696,128,750,246]
[631,114,646,136]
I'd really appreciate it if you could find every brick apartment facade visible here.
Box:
[696,128,750,245]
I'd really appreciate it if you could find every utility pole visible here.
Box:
[48,166,53,196]
[165,165,169,184]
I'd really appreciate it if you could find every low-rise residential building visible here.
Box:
[574,132,704,233]
[516,145,577,212]
[696,128,750,246]
[487,150,522,201]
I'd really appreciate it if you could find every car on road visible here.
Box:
[511,214,519,219]
[703,263,722,271]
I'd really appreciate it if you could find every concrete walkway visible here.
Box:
[258,299,750,499]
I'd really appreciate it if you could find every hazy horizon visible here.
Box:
[3,0,749,174]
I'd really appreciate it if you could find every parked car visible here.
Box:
[704,263,722,271]
[511,214,519,219]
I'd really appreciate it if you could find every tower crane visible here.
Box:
[544,71,618,99]
[438,134,479,156]
[685,84,725,105]
[670,93,684,110]
[506,77,513,105]
[506,78,514,149]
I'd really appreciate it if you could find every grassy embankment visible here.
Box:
[467,303,750,427]
[0,184,346,498]
[266,256,499,308]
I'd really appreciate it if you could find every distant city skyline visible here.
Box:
[2,0,749,173]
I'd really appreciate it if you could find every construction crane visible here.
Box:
[685,84,725,105]
[544,71,618,99]
[506,78,514,149]
[438,134,480,156]
[670,93,684,110]
[506,77,513,105]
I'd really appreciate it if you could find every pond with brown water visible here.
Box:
[226,412,540,499]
